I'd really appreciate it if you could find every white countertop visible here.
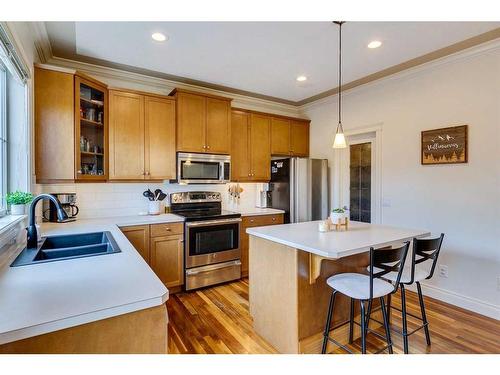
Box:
[0,213,183,345]
[246,220,430,259]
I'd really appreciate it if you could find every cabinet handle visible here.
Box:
[164,227,171,231]
[206,145,210,149]
[272,217,276,221]
[145,171,150,176]
[250,219,255,223]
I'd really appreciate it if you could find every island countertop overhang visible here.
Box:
[246,220,431,259]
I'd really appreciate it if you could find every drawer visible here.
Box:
[243,214,283,228]
[150,222,184,237]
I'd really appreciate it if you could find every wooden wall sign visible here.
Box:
[421,125,468,165]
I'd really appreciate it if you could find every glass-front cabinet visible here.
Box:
[74,75,108,181]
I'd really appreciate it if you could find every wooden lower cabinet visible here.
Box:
[120,225,150,263]
[121,223,184,291]
[150,235,184,288]
[0,305,168,354]
[240,214,284,277]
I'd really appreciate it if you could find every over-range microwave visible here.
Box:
[177,152,231,184]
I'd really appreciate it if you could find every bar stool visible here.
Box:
[367,234,445,354]
[321,242,410,354]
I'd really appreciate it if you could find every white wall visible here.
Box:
[35,182,259,219]
[302,44,500,318]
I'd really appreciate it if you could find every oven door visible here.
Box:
[185,218,241,268]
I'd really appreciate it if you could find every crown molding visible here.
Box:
[45,56,302,118]
[36,22,500,114]
[299,37,500,111]
[30,22,52,64]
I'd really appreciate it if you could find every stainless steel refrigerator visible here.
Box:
[268,158,329,223]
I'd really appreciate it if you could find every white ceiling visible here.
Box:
[45,22,500,102]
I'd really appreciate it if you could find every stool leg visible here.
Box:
[348,297,354,344]
[386,293,392,325]
[365,299,372,332]
[400,284,409,354]
[322,291,337,354]
[416,281,431,346]
[360,300,367,354]
[380,297,393,354]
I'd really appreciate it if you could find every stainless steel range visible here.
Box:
[170,191,241,291]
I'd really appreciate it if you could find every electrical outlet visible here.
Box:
[438,265,449,278]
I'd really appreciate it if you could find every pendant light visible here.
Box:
[332,21,347,149]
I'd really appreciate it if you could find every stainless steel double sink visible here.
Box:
[11,231,121,267]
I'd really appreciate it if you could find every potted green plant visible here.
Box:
[330,206,349,223]
[6,191,34,215]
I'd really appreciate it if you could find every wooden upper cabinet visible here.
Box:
[290,120,310,157]
[173,89,232,154]
[231,111,250,181]
[270,118,291,156]
[206,97,231,154]
[109,90,145,180]
[270,117,310,157]
[176,91,206,153]
[109,89,176,181]
[145,96,176,180]
[35,67,75,183]
[249,114,271,181]
[74,74,108,181]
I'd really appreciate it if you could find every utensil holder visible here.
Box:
[148,201,161,215]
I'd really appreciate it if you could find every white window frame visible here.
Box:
[0,61,6,217]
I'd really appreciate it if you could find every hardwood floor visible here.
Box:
[167,278,500,354]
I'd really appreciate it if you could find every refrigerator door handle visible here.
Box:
[290,158,296,223]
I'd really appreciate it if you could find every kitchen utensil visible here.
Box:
[154,189,162,200]
[158,192,167,201]
[143,190,154,201]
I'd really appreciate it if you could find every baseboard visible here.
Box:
[408,283,500,320]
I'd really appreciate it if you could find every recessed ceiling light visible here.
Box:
[296,75,307,82]
[151,32,167,42]
[367,40,382,49]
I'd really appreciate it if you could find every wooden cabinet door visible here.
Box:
[176,92,206,153]
[271,117,291,155]
[290,120,310,157]
[240,214,284,277]
[35,67,75,182]
[231,111,251,181]
[150,235,184,288]
[121,225,150,263]
[145,96,176,180]
[249,114,271,181]
[206,97,231,154]
[240,223,250,277]
[109,90,145,179]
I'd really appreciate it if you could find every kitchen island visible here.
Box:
[247,220,430,354]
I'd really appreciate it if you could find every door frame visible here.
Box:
[333,124,382,224]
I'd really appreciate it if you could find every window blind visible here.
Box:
[0,23,30,84]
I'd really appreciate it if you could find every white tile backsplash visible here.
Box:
[35,182,260,220]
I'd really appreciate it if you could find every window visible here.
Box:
[0,62,6,217]
[0,23,30,218]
